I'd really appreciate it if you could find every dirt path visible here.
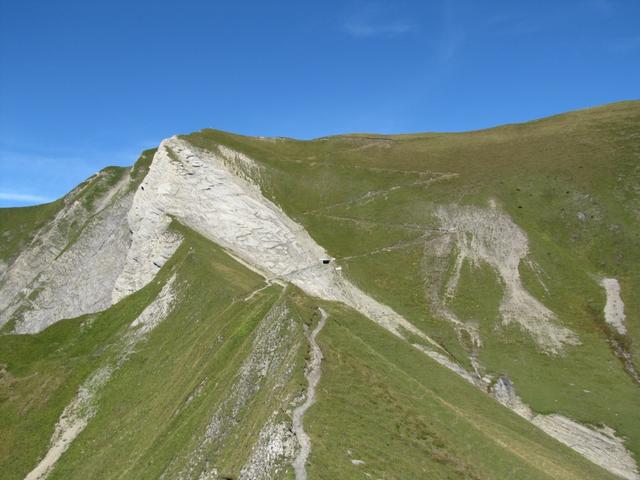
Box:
[292,307,328,480]
[302,175,455,215]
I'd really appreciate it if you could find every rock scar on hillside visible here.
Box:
[0,170,135,334]
[600,277,627,335]
[431,203,579,354]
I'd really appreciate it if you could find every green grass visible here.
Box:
[45,225,308,479]
[0,262,163,477]
[129,148,157,186]
[184,100,640,462]
[2,217,624,479]
[305,302,618,480]
[1,101,639,479]
[0,200,64,265]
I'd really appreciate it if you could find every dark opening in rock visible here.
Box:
[322,259,331,264]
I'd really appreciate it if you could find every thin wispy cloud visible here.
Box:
[584,0,615,16]
[482,5,559,38]
[0,192,52,203]
[0,140,154,207]
[342,2,416,38]
[484,1,617,40]
[437,0,465,62]
[344,20,415,38]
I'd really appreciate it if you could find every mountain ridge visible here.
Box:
[1,101,639,479]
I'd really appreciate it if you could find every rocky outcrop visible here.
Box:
[117,137,445,354]
[600,277,627,335]
[239,420,297,480]
[0,170,134,333]
[433,203,579,354]
[175,300,299,479]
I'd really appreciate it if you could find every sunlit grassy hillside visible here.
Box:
[0,101,638,479]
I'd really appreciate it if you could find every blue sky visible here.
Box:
[1,0,639,207]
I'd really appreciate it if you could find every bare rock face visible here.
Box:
[600,277,627,335]
[116,137,442,351]
[434,203,579,353]
[110,186,182,304]
[17,194,133,334]
[0,170,135,333]
[239,420,297,480]
[1,136,435,346]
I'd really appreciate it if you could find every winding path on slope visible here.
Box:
[292,307,328,480]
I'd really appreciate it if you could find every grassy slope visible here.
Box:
[0,102,637,479]
[307,302,617,480]
[184,100,640,458]
[0,223,308,480]
[48,225,307,480]
[0,224,618,480]
[0,200,64,267]
[0,250,163,477]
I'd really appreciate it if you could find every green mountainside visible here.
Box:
[0,101,638,479]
